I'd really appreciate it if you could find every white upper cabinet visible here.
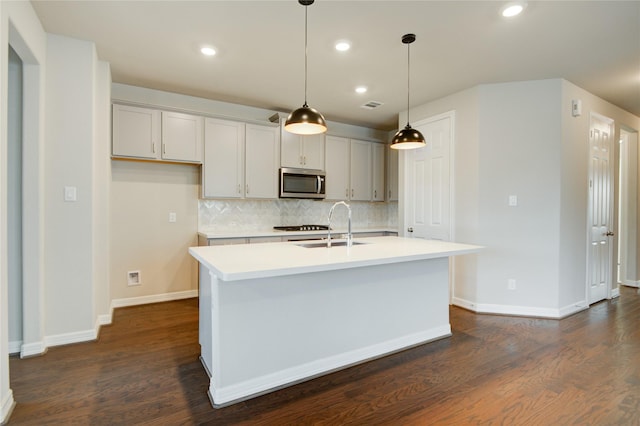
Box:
[280,118,325,170]
[203,118,245,199]
[112,104,160,160]
[349,139,372,201]
[386,145,399,201]
[371,143,385,201]
[161,111,203,163]
[325,135,350,200]
[112,104,203,164]
[245,124,280,199]
[203,119,280,200]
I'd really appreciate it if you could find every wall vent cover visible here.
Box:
[360,101,383,110]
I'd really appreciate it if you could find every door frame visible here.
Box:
[400,110,455,241]
[585,112,615,304]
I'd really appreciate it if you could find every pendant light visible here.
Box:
[390,33,426,150]
[284,0,327,135]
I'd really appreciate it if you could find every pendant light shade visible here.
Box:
[390,33,426,150]
[285,0,327,135]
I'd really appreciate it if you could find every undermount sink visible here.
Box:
[296,241,367,249]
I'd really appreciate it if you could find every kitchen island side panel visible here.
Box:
[206,257,450,406]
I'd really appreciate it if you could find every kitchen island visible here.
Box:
[189,236,481,407]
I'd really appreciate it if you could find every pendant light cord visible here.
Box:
[406,42,411,127]
[304,4,308,107]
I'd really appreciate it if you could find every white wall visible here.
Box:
[110,161,200,302]
[403,78,640,318]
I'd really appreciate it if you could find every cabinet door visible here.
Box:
[203,118,245,198]
[161,111,203,163]
[371,143,385,201]
[350,140,372,201]
[280,122,303,168]
[325,135,350,200]
[112,104,160,159]
[246,124,280,199]
[302,133,325,170]
[387,146,399,201]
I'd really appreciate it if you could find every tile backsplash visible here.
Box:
[199,199,397,231]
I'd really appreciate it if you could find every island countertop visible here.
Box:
[189,236,482,281]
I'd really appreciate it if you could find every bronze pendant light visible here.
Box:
[284,0,328,135]
[390,33,426,150]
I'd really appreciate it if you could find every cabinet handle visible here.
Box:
[374,190,377,199]
[303,156,307,165]
[351,189,354,197]
[389,189,392,199]
[345,188,349,197]
[237,184,241,194]
[162,143,166,155]
[246,184,249,194]
[152,142,156,153]
[300,155,304,165]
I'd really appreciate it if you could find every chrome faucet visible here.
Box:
[327,201,352,248]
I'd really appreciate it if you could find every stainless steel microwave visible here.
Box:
[280,168,326,199]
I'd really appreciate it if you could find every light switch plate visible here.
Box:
[64,186,77,202]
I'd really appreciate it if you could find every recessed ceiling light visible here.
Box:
[355,86,367,94]
[335,41,351,52]
[200,46,216,56]
[501,2,527,17]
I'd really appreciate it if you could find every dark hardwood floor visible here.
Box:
[7,286,640,425]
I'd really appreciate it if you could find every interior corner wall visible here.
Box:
[44,34,97,337]
[476,79,562,313]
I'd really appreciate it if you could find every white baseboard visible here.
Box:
[30,290,200,351]
[210,325,451,407]
[0,389,15,426]
[451,297,588,319]
[621,280,640,288]
[8,341,22,355]
[20,341,47,358]
[111,289,198,309]
[611,287,621,298]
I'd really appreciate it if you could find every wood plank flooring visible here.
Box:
[8,286,640,425]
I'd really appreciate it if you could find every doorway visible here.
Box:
[587,113,615,304]
[617,129,639,288]
[8,46,23,354]
[403,111,454,241]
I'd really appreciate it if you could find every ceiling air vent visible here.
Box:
[360,101,383,110]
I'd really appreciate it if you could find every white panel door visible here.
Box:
[405,114,452,241]
[587,113,615,304]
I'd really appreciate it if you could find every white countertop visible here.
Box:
[197,227,397,239]
[189,236,482,281]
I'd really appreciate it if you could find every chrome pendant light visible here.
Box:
[390,33,426,150]
[284,0,327,135]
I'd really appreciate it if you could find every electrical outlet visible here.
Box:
[169,212,177,223]
[508,279,516,290]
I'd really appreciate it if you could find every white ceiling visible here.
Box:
[30,0,640,131]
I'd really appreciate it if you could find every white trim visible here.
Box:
[452,298,588,319]
[209,326,451,407]
[110,289,198,309]
[621,280,640,288]
[0,389,16,426]
[20,341,46,358]
[45,329,97,348]
[7,341,21,355]
[611,287,620,298]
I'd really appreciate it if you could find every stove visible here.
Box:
[274,225,330,231]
